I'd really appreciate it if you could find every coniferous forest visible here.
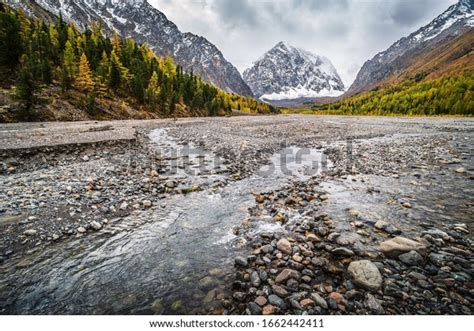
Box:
[312,71,474,116]
[0,4,277,122]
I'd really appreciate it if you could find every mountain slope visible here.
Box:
[347,0,474,95]
[0,4,275,123]
[7,0,253,97]
[243,42,345,101]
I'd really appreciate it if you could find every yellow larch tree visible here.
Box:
[76,53,94,92]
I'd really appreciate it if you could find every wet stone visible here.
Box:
[348,260,383,291]
[247,302,262,315]
[250,271,261,287]
[261,244,274,254]
[235,256,248,267]
[233,292,247,302]
[268,294,286,310]
[331,247,354,257]
[399,250,424,266]
[379,237,426,256]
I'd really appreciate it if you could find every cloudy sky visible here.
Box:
[148,0,457,87]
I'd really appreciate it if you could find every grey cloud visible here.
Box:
[150,0,458,86]
[389,0,434,26]
[294,0,349,11]
[212,0,259,28]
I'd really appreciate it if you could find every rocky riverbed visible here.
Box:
[0,115,472,314]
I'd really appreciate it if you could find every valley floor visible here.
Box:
[0,115,472,314]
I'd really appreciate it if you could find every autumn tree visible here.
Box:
[76,53,94,92]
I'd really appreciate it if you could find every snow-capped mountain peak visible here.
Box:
[409,0,473,44]
[243,42,345,101]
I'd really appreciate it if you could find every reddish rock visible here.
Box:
[305,233,321,243]
[255,194,265,203]
[276,238,292,254]
[275,268,301,283]
[262,305,275,315]
[255,296,267,306]
[329,292,343,303]
[300,298,315,307]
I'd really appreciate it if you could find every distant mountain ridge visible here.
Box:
[347,0,474,95]
[7,0,253,97]
[243,42,345,101]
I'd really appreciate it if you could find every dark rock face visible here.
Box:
[347,0,474,95]
[243,42,345,100]
[7,0,253,96]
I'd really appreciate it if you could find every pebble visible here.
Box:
[247,302,262,315]
[235,256,248,267]
[331,247,354,257]
[348,260,383,291]
[255,296,267,306]
[271,285,289,297]
[365,293,384,314]
[276,238,292,254]
[261,244,274,253]
[255,194,265,203]
[262,305,275,315]
[310,293,328,309]
[233,292,247,302]
[328,292,343,303]
[300,298,315,307]
[250,271,261,287]
[90,221,102,231]
[268,294,286,310]
[142,200,152,208]
[23,229,37,236]
[399,250,424,266]
[379,237,426,256]
[275,269,301,283]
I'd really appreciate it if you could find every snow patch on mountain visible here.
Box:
[410,0,473,43]
[244,42,345,100]
[261,86,344,101]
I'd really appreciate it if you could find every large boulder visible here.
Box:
[347,260,383,291]
[379,237,426,256]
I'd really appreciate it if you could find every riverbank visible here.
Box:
[0,115,472,314]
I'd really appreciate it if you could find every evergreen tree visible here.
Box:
[0,9,22,66]
[15,55,40,120]
[109,50,122,89]
[63,40,76,76]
